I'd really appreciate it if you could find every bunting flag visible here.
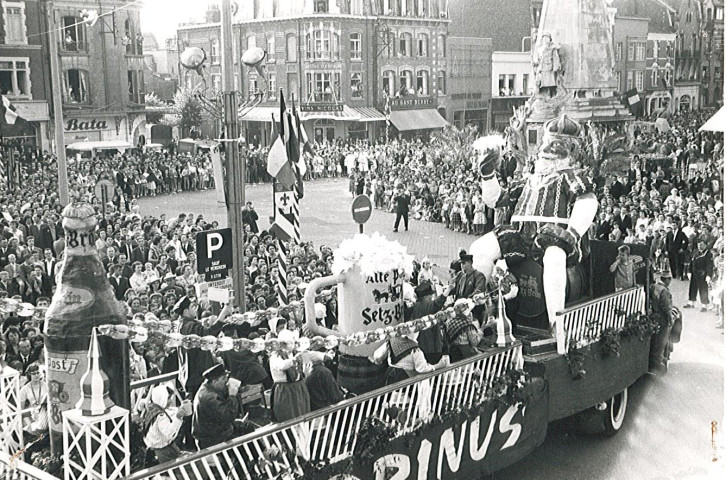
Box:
[277,239,288,306]
[1,95,20,125]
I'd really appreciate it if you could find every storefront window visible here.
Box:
[350,33,362,60]
[313,119,335,144]
[416,69,429,95]
[64,68,89,103]
[306,30,340,60]
[351,73,363,98]
[0,58,30,98]
[437,70,446,95]
[382,70,395,97]
[267,35,275,62]
[286,34,297,62]
[399,69,413,95]
[306,72,340,102]
[61,16,86,52]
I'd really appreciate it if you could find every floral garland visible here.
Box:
[565,310,660,380]
[97,293,491,355]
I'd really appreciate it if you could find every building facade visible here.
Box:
[52,0,147,147]
[613,15,650,115]
[701,0,723,106]
[490,51,531,131]
[177,0,452,144]
[0,0,51,149]
[447,36,491,133]
[672,0,703,111]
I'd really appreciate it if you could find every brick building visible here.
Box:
[52,0,147,147]
[0,0,51,148]
[177,0,453,143]
[701,0,724,106]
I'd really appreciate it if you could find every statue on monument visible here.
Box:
[534,33,562,98]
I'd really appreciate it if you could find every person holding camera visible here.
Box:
[242,201,259,234]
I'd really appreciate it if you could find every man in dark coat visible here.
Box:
[241,202,259,233]
[684,240,714,312]
[666,216,689,280]
[408,281,451,363]
[192,364,241,450]
[393,184,410,232]
[453,252,487,320]
[649,270,673,375]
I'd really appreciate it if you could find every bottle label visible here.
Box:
[56,284,94,314]
[65,229,97,255]
[46,349,88,435]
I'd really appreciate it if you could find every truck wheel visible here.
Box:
[603,387,628,436]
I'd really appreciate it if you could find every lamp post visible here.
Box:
[180,0,267,310]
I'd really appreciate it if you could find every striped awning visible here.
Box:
[299,105,360,121]
[351,107,386,122]
[239,106,277,123]
[389,109,448,131]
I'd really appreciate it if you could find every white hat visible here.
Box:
[277,329,296,346]
[150,385,170,409]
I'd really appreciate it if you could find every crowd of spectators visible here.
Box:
[0,107,723,468]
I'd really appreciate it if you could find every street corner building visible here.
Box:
[0,0,148,153]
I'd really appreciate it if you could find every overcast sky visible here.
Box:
[140,0,208,40]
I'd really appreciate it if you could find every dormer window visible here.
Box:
[314,0,329,13]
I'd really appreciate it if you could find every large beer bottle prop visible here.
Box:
[305,233,410,394]
[43,203,130,453]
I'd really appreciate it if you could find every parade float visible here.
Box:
[0,1,667,479]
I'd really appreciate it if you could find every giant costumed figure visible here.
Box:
[470,115,598,333]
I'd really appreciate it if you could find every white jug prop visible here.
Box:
[305,233,414,358]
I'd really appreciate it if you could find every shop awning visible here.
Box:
[389,109,448,131]
[700,106,726,132]
[239,106,277,123]
[351,107,386,122]
[299,105,360,121]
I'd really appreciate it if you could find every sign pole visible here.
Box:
[47,1,70,206]
[221,0,246,309]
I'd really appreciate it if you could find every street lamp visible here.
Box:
[178,0,269,309]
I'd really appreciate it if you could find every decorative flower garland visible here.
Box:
[249,369,533,480]
[565,310,660,380]
[97,293,492,354]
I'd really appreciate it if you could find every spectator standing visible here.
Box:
[685,240,714,311]
[393,184,410,232]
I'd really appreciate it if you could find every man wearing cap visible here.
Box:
[453,251,487,320]
[409,280,452,363]
[192,364,242,450]
[650,269,674,374]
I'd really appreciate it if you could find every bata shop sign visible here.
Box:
[313,383,548,480]
[64,118,111,132]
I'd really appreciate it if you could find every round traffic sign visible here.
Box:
[351,195,372,224]
[94,179,115,203]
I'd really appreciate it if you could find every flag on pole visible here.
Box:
[1,95,20,125]
[277,239,288,306]
[271,182,297,242]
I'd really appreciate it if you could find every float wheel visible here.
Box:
[602,387,628,436]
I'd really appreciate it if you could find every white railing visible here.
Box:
[556,286,646,354]
[129,344,523,480]
[0,452,60,480]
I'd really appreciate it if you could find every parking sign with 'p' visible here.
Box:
[195,228,233,281]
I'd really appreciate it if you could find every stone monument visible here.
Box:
[520,0,633,151]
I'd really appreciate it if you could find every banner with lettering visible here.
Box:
[313,380,548,480]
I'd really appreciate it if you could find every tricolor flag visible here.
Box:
[1,95,20,125]
[266,90,310,197]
